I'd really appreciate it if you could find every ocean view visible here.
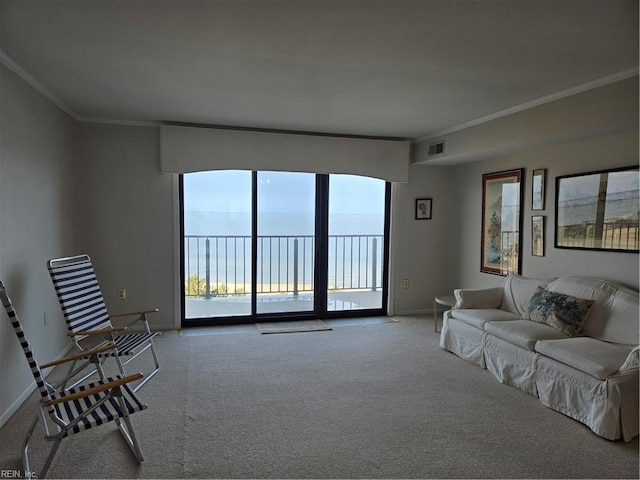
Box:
[184,211,384,236]
[183,211,385,295]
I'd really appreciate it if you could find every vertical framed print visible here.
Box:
[532,169,546,210]
[532,215,544,257]
[481,169,524,275]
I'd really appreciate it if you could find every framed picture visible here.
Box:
[532,216,544,257]
[532,169,545,210]
[481,169,524,275]
[555,166,639,252]
[415,198,432,220]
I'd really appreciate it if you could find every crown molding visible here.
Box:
[413,67,639,144]
[0,49,79,120]
[77,116,160,127]
[3,48,637,138]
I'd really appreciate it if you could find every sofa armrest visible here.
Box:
[453,287,503,309]
[619,346,640,373]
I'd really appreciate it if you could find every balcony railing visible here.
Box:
[184,234,383,297]
[558,220,639,250]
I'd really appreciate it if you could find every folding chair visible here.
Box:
[48,254,160,392]
[0,281,147,479]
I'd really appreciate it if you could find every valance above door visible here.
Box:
[160,124,410,182]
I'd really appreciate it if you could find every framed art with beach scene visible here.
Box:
[481,169,524,275]
[555,166,639,252]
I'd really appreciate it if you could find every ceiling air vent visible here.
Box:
[428,141,445,155]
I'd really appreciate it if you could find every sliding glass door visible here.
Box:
[183,171,252,319]
[256,171,316,314]
[328,175,387,312]
[181,171,389,326]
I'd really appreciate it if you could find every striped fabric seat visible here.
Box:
[48,254,160,392]
[51,377,147,436]
[49,260,120,333]
[0,280,148,478]
[96,332,158,356]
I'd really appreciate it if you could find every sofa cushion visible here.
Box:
[453,287,503,309]
[535,337,631,380]
[528,287,594,336]
[449,308,520,329]
[547,276,618,338]
[501,274,556,318]
[598,288,639,347]
[485,320,568,350]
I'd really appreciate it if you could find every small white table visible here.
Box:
[433,295,456,333]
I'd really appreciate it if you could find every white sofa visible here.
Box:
[439,274,639,442]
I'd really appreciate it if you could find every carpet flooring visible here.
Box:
[0,316,638,479]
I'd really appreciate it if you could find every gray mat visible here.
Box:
[255,319,332,334]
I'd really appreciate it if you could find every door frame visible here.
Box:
[179,172,391,327]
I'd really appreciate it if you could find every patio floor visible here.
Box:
[185,290,382,318]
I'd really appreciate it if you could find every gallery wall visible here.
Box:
[414,77,639,291]
[449,131,639,291]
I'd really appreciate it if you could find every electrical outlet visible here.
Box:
[117,289,127,300]
[402,278,410,289]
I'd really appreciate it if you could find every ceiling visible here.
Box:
[0,0,637,140]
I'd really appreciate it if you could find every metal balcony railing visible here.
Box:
[184,234,383,298]
[558,220,639,250]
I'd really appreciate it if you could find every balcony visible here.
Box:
[184,233,384,318]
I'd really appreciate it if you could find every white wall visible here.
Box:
[78,123,176,329]
[0,65,80,425]
[391,164,456,314]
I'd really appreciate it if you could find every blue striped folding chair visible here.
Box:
[48,254,160,392]
[0,281,147,479]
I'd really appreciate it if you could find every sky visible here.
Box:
[183,170,386,215]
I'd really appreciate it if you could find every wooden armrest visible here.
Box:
[67,326,127,337]
[44,373,143,407]
[110,308,159,319]
[40,343,118,369]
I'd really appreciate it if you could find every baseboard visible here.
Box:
[0,341,75,429]
[394,308,431,316]
[123,323,176,332]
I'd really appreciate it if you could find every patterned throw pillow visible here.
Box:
[528,286,594,336]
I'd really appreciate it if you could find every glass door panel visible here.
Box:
[328,175,386,311]
[183,170,252,319]
[256,171,316,314]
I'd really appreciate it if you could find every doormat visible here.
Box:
[255,320,333,334]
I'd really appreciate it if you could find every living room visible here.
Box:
[0,1,638,477]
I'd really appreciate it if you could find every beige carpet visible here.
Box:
[0,316,638,479]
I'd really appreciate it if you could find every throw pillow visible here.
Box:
[528,286,594,336]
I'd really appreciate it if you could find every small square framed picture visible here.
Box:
[415,198,432,220]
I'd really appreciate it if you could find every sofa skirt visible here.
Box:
[535,355,639,441]
[484,333,538,396]
[440,314,486,368]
